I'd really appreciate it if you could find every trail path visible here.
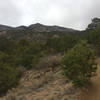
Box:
[80,58,100,100]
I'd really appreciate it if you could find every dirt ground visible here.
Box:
[0,68,80,100]
[80,58,100,100]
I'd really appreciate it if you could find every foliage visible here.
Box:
[46,34,79,53]
[87,25,100,54]
[87,18,100,30]
[61,40,97,86]
[0,63,20,94]
[0,37,16,54]
[0,37,44,94]
[13,42,42,69]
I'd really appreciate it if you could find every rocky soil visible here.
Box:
[0,67,80,100]
[1,58,100,100]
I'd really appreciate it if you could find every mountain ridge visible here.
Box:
[0,23,80,41]
[0,23,78,32]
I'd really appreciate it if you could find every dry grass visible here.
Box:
[0,54,81,100]
[36,54,61,71]
[0,66,80,100]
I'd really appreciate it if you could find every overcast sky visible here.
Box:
[0,0,100,30]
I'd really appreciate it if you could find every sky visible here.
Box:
[0,0,100,30]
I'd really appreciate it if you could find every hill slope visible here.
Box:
[0,23,79,41]
[1,67,80,100]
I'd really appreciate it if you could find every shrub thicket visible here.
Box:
[0,38,43,94]
[61,40,97,86]
[46,35,79,53]
[87,25,100,55]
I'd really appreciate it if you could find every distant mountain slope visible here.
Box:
[0,25,13,31]
[0,23,79,41]
[28,23,77,33]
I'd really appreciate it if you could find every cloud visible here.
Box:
[0,0,100,30]
[0,0,22,26]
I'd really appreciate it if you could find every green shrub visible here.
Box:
[87,25,100,55]
[0,51,14,64]
[46,35,78,53]
[13,42,42,69]
[0,63,20,94]
[0,37,16,54]
[61,40,97,86]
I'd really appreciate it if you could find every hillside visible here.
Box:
[1,58,100,100]
[0,23,79,41]
[0,18,100,100]
[0,66,80,100]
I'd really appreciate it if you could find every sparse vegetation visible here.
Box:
[0,18,100,97]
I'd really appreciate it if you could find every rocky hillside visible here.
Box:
[28,23,76,33]
[0,23,79,41]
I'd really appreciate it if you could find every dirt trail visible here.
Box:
[80,58,100,100]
